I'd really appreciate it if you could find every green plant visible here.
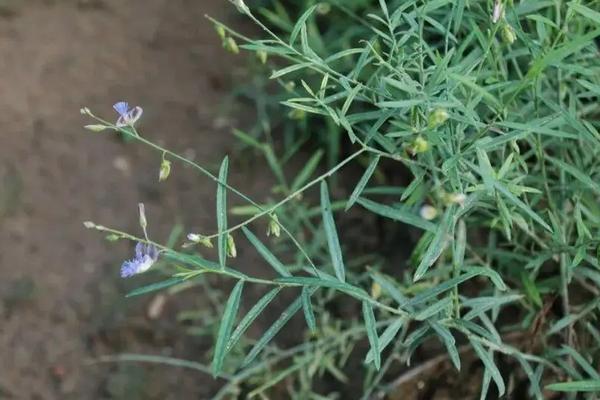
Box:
[83,0,600,398]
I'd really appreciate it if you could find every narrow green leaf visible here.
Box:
[301,287,317,333]
[414,207,455,281]
[476,148,495,195]
[407,270,481,307]
[401,174,424,202]
[463,295,523,320]
[126,277,186,298]
[371,272,409,306]
[289,5,318,45]
[212,280,244,376]
[291,149,324,191]
[321,181,346,282]
[242,227,290,277]
[414,297,452,321]
[346,156,380,210]
[546,380,600,392]
[494,181,551,232]
[377,99,426,108]
[275,276,370,303]
[270,62,311,79]
[365,318,404,364]
[547,157,600,195]
[479,368,492,400]
[362,301,381,370]
[470,340,505,396]
[341,85,362,116]
[243,289,316,366]
[232,129,262,149]
[569,3,600,25]
[217,156,229,268]
[515,355,543,400]
[431,322,461,370]
[453,219,466,267]
[521,272,542,308]
[263,145,287,187]
[226,287,281,354]
[357,197,436,232]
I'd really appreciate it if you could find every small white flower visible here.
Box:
[420,205,438,221]
[492,0,504,24]
[449,193,467,206]
[187,233,201,242]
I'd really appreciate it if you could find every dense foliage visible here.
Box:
[84,0,600,398]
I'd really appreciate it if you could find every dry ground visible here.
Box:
[0,1,264,398]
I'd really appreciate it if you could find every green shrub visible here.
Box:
[84,0,600,398]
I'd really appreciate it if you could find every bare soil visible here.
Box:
[0,1,263,398]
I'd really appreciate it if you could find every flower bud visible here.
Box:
[316,2,331,15]
[159,158,171,182]
[187,233,214,248]
[428,108,449,128]
[257,49,268,64]
[225,37,239,54]
[267,213,281,237]
[409,136,430,155]
[83,221,96,229]
[492,0,504,23]
[501,23,516,44]
[448,193,467,207]
[84,124,108,132]
[227,234,237,258]
[232,0,250,14]
[138,203,147,230]
[284,81,296,93]
[215,25,226,40]
[371,281,382,300]
[419,205,438,220]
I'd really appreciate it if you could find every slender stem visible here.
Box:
[88,114,319,269]
[91,224,406,317]
[203,148,366,240]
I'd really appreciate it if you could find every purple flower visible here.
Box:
[120,242,159,278]
[113,101,143,127]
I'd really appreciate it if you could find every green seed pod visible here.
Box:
[428,108,449,128]
[411,136,430,154]
[159,158,171,182]
[267,213,281,237]
[501,23,516,44]
[84,124,108,132]
[215,25,226,40]
[106,234,120,242]
[138,203,147,231]
[227,234,237,258]
[257,49,268,64]
[225,37,239,54]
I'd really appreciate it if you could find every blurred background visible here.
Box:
[0,0,260,398]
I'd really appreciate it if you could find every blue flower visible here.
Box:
[120,242,159,278]
[113,101,143,127]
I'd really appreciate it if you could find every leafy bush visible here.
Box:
[83,0,600,398]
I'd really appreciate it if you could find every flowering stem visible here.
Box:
[91,224,406,317]
[86,113,320,269]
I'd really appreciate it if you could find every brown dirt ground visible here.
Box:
[0,1,269,398]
